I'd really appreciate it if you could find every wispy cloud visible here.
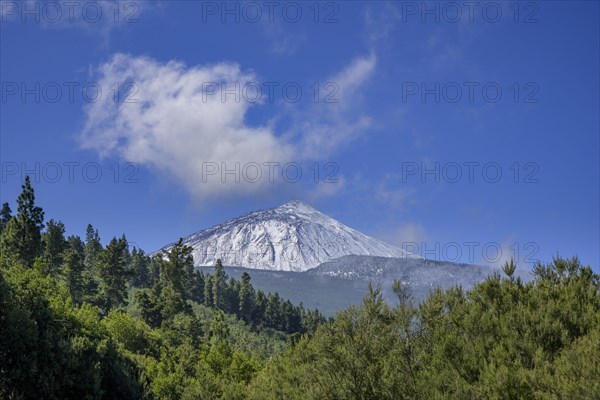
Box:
[363,1,401,46]
[79,52,375,202]
[294,53,377,158]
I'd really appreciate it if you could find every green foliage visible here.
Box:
[0,266,144,399]
[213,259,228,311]
[42,219,67,277]
[98,237,129,312]
[204,273,214,307]
[238,272,255,323]
[0,202,12,234]
[1,179,597,399]
[1,176,45,267]
[130,247,152,288]
[84,223,102,274]
[62,249,85,305]
[250,257,600,399]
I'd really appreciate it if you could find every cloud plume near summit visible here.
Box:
[79,53,376,201]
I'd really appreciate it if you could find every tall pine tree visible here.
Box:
[0,202,12,234]
[1,176,44,266]
[42,219,67,276]
[213,259,228,311]
[84,224,102,274]
[238,272,255,322]
[98,237,129,311]
[62,249,85,304]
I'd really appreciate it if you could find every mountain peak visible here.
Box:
[282,199,308,207]
[278,200,317,213]
[163,201,418,271]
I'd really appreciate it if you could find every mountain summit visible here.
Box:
[162,200,418,272]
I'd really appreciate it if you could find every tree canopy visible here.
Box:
[0,177,597,399]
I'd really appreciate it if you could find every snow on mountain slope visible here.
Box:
[161,200,419,272]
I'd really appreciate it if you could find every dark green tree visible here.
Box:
[502,258,517,280]
[204,274,214,307]
[238,272,255,323]
[0,202,11,233]
[190,270,205,304]
[98,237,129,311]
[1,176,45,266]
[227,276,240,314]
[160,239,194,296]
[134,289,162,328]
[130,247,151,288]
[66,235,85,258]
[42,219,67,276]
[213,259,228,310]
[120,234,132,272]
[135,240,195,326]
[252,290,267,325]
[265,293,283,330]
[62,249,85,304]
[84,224,102,273]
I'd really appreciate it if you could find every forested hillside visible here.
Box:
[1,177,598,399]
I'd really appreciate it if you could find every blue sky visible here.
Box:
[1,1,598,271]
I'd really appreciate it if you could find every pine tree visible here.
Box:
[66,235,85,258]
[502,258,517,280]
[1,176,45,266]
[62,249,85,304]
[282,300,302,334]
[227,277,240,314]
[145,254,161,286]
[209,310,230,343]
[42,219,67,276]
[213,259,228,311]
[191,270,205,304]
[204,274,214,307]
[134,289,162,328]
[265,293,283,330]
[158,283,190,322]
[130,248,153,288]
[0,202,11,233]
[252,290,267,325]
[84,224,102,274]
[120,234,131,271]
[160,239,194,296]
[238,272,255,323]
[98,237,129,311]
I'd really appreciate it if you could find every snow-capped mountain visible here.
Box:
[161,200,418,272]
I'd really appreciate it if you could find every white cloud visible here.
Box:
[294,53,377,158]
[79,53,375,201]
